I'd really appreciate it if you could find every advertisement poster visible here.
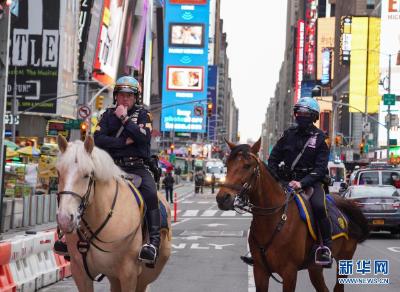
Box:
[7,0,60,114]
[380,0,400,96]
[161,0,210,133]
[92,0,125,85]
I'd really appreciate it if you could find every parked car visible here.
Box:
[342,185,400,235]
[349,166,400,189]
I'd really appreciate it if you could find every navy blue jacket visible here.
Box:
[94,105,152,160]
[268,125,329,188]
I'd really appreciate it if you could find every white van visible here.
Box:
[328,161,347,194]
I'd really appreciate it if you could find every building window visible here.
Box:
[367,0,374,9]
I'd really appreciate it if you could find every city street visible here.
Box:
[42,182,400,292]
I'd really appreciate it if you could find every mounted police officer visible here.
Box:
[92,75,160,266]
[241,96,332,266]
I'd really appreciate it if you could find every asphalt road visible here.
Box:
[42,182,400,292]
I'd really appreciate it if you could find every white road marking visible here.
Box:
[182,210,199,217]
[201,210,218,217]
[387,247,400,253]
[221,210,237,216]
[203,223,227,227]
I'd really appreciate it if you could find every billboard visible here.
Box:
[317,17,335,81]
[92,0,125,86]
[380,0,400,96]
[161,0,210,133]
[321,49,332,85]
[303,0,318,80]
[7,0,60,114]
[207,65,217,140]
[340,16,352,65]
[294,19,305,103]
[349,17,381,114]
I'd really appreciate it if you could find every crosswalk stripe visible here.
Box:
[201,210,218,217]
[242,213,252,217]
[182,210,199,217]
[221,210,237,217]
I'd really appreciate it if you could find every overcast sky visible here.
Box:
[220,0,288,143]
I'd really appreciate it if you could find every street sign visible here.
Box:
[78,106,91,119]
[194,106,203,117]
[65,119,82,130]
[389,139,397,146]
[4,114,19,125]
[385,114,399,127]
[383,94,396,105]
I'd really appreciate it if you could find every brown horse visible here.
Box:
[56,135,171,292]
[216,139,369,292]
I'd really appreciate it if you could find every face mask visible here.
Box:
[295,116,314,128]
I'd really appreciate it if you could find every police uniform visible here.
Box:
[268,124,332,250]
[94,104,158,211]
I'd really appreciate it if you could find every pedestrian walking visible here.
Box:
[211,173,216,194]
[163,172,175,203]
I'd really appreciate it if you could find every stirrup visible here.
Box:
[315,245,332,266]
[138,243,158,264]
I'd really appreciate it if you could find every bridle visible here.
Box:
[57,171,96,223]
[57,171,139,282]
[221,152,294,216]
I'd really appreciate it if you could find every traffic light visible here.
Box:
[207,102,213,117]
[187,146,192,157]
[359,139,365,154]
[80,121,88,141]
[95,95,104,110]
[170,144,175,153]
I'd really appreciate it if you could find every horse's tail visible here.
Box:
[333,195,369,243]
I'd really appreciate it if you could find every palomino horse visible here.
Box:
[56,135,171,292]
[216,139,369,292]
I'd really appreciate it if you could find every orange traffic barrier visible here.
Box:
[0,241,16,292]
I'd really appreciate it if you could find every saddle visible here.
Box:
[293,190,349,242]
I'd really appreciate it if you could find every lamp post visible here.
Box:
[386,54,392,161]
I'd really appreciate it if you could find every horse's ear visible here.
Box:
[84,135,94,154]
[250,138,261,154]
[224,137,236,150]
[57,135,68,153]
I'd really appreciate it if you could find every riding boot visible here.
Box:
[139,208,161,267]
[240,255,254,266]
[316,217,333,267]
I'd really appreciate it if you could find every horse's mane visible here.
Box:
[57,140,124,182]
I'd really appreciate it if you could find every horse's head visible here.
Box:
[216,138,261,210]
[55,135,96,233]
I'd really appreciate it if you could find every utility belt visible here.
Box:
[114,157,146,168]
[278,165,313,181]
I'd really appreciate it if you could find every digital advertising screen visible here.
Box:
[169,23,205,48]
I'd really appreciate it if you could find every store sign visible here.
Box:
[380,0,400,96]
[78,0,94,75]
[294,19,305,103]
[7,0,60,114]
[303,0,318,80]
[340,16,352,65]
[317,17,335,80]
[161,1,210,133]
[46,120,68,137]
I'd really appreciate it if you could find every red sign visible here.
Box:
[304,0,318,80]
[294,20,305,103]
[78,106,91,119]
[170,0,207,4]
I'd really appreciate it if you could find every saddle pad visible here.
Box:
[126,179,169,230]
[126,180,145,218]
[159,200,169,230]
[293,193,349,241]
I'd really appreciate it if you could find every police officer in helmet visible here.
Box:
[94,76,161,265]
[241,97,332,266]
